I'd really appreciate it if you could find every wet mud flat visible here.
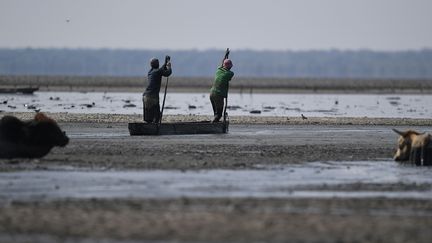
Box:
[0,122,411,171]
[1,119,432,242]
[1,197,432,243]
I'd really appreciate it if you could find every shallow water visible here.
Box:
[0,91,431,118]
[1,161,432,202]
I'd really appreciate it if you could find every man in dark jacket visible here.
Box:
[143,56,172,123]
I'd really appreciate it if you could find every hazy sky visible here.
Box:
[1,0,431,51]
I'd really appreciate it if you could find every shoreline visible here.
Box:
[2,75,432,94]
[4,85,432,94]
[1,112,432,126]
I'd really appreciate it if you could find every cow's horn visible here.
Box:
[392,128,405,136]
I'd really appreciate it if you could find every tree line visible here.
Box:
[0,48,431,79]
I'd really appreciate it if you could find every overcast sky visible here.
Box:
[1,0,431,51]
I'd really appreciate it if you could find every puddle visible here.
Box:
[67,132,129,138]
[1,161,432,202]
[1,92,431,118]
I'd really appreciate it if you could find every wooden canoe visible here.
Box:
[0,87,39,94]
[128,121,228,135]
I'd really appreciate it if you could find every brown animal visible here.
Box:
[34,112,56,123]
[392,129,432,165]
[0,113,69,158]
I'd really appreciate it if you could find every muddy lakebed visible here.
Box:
[2,92,432,242]
[1,123,432,242]
[2,123,432,202]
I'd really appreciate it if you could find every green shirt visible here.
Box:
[210,67,234,98]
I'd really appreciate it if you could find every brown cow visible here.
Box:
[392,129,432,166]
[0,113,69,158]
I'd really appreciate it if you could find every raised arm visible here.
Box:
[160,55,172,77]
[220,48,230,67]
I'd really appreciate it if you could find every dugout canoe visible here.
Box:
[0,87,39,94]
[128,121,228,135]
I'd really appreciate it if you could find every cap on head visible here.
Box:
[150,58,159,69]
[223,59,233,69]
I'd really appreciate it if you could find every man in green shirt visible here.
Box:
[210,49,234,122]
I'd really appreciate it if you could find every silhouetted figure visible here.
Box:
[143,56,172,123]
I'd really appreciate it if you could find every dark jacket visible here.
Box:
[144,66,172,96]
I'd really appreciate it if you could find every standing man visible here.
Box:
[210,49,234,123]
[143,56,172,123]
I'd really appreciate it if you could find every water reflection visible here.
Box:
[1,161,432,201]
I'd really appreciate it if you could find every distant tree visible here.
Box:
[0,48,431,79]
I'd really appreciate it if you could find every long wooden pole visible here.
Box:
[222,48,229,131]
[158,56,171,133]
[223,95,228,122]
[223,96,228,132]
[159,76,169,126]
